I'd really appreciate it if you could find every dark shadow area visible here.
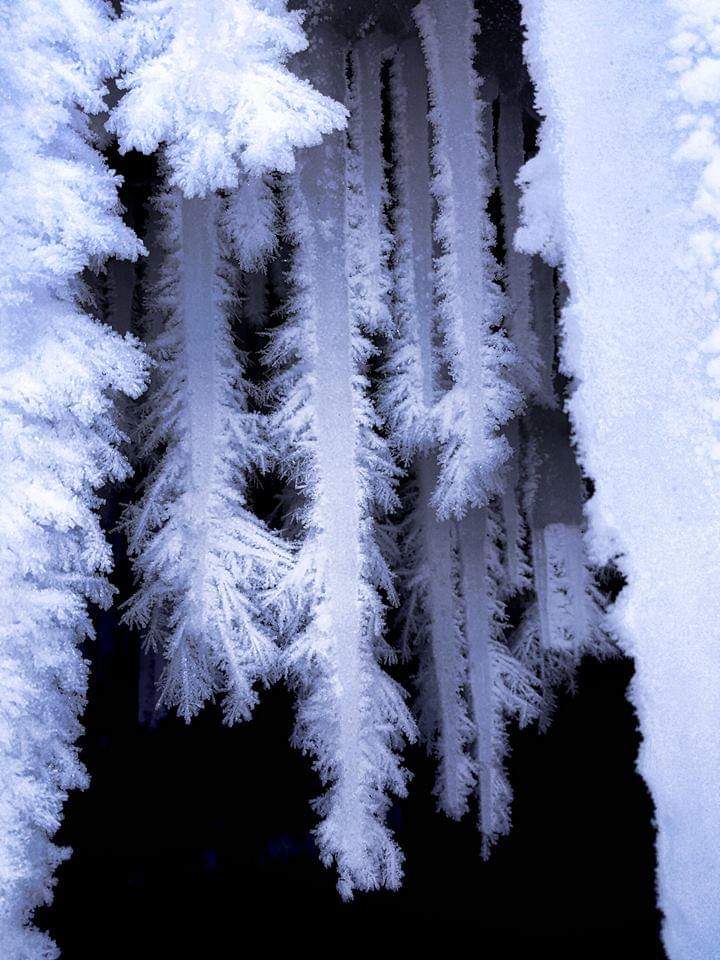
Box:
[43,625,662,955]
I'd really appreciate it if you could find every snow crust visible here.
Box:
[520,2,720,954]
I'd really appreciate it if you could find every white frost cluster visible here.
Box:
[108,0,348,195]
[0,2,146,955]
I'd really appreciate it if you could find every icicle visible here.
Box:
[269,27,415,899]
[346,31,395,336]
[515,407,612,728]
[413,0,521,519]
[498,93,541,393]
[382,35,437,458]
[413,458,474,819]
[496,92,542,595]
[499,416,531,596]
[458,506,538,853]
[381,36,474,815]
[125,191,290,724]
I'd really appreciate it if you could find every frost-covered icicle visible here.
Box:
[0,303,145,957]
[269,28,415,899]
[383,38,473,818]
[382,37,436,457]
[383,34,536,843]
[498,93,541,392]
[346,31,394,335]
[407,0,535,851]
[458,506,538,853]
[516,408,611,728]
[413,0,521,519]
[409,459,474,819]
[496,93,540,595]
[125,190,289,724]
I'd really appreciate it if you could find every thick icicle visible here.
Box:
[382,36,437,458]
[269,27,415,899]
[411,459,474,819]
[496,93,540,595]
[0,3,147,950]
[125,191,289,724]
[347,31,394,336]
[516,408,612,728]
[414,0,521,519]
[383,36,474,817]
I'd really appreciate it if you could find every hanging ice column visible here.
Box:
[519,1,720,955]
[270,27,415,898]
[515,266,612,726]
[528,411,603,653]
[496,93,540,595]
[497,91,610,723]
[125,192,289,724]
[457,505,538,851]
[516,407,611,728]
[346,31,394,335]
[498,94,541,392]
[382,37,474,819]
[382,36,436,460]
[413,0,521,520]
